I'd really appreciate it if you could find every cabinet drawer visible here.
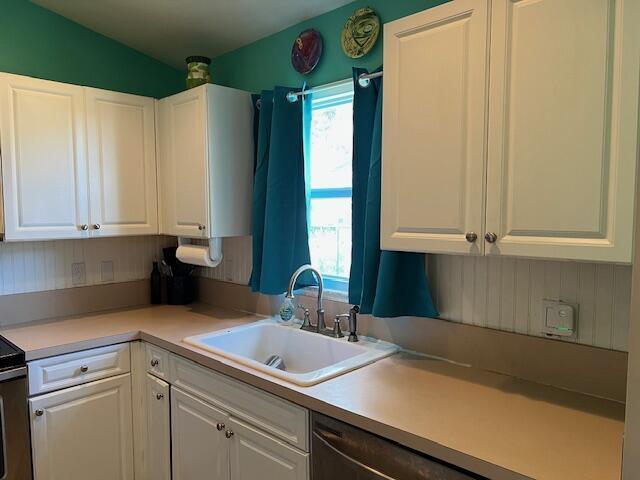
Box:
[169,353,309,451]
[146,343,170,380]
[28,343,130,396]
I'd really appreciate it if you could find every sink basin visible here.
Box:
[183,318,398,386]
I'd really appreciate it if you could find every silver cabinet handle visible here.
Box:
[80,365,89,373]
[150,359,159,367]
[216,422,226,431]
[93,224,101,230]
[35,409,44,417]
[225,430,234,439]
[80,224,89,231]
[465,232,478,243]
[156,393,164,400]
[485,232,498,243]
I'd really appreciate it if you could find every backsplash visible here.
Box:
[428,255,631,352]
[200,237,632,352]
[0,236,175,295]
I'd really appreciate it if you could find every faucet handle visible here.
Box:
[297,305,312,330]
[333,314,349,338]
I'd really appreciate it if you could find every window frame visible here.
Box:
[306,79,354,293]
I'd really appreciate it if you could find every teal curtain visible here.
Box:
[348,68,438,318]
[250,87,314,294]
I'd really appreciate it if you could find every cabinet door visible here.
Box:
[171,387,230,480]
[485,0,640,262]
[0,73,89,240]
[30,373,134,480]
[381,0,490,255]
[85,88,158,236]
[228,417,309,480]
[158,86,209,238]
[145,374,171,480]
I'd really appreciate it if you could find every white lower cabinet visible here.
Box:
[145,374,171,480]
[228,417,309,480]
[28,342,310,480]
[169,386,310,480]
[29,373,134,480]
[171,387,231,480]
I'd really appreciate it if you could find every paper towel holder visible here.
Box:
[177,237,223,268]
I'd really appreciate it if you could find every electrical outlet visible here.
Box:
[101,260,115,283]
[225,258,234,282]
[542,299,578,338]
[71,262,86,286]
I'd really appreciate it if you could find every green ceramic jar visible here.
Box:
[186,56,212,89]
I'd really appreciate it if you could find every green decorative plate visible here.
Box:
[341,7,380,59]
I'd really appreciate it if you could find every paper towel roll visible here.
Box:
[176,241,222,268]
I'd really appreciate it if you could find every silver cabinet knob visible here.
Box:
[93,224,101,230]
[150,359,159,367]
[198,224,206,231]
[465,232,478,243]
[80,224,89,231]
[485,232,498,243]
[35,409,44,417]
[216,422,225,431]
[224,429,234,439]
[156,393,164,400]
[80,365,89,373]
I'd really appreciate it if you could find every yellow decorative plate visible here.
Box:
[341,7,380,59]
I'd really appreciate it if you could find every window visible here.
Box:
[307,80,354,291]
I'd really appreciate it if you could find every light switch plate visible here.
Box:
[542,299,578,338]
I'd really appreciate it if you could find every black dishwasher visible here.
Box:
[311,412,486,480]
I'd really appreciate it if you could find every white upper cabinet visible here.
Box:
[0,73,160,241]
[85,88,158,236]
[158,83,253,238]
[485,0,639,262]
[381,0,489,255]
[158,87,208,237]
[0,73,89,240]
[381,0,640,263]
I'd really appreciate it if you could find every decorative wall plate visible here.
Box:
[291,29,323,75]
[341,7,380,59]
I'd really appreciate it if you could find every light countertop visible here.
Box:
[0,304,625,480]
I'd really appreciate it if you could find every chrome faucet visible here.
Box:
[285,265,326,333]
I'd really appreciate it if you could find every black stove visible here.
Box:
[0,336,25,371]
[0,336,30,479]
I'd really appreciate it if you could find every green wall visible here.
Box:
[211,0,448,92]
[0,0,182,98]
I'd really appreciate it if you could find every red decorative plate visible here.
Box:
[291,29,323,75]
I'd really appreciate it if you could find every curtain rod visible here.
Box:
[285,71,384,103]
[255,71,383,109]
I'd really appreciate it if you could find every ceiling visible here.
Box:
[33,0,353,69]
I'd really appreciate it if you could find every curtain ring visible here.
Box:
[286,91,299,103]
[358,73,371,88]
[256,98,262,110]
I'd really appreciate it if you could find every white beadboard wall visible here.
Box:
[199,236,253,284]
[199,237,632,352]
[0,236,175,296]
[428,255,631,352]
